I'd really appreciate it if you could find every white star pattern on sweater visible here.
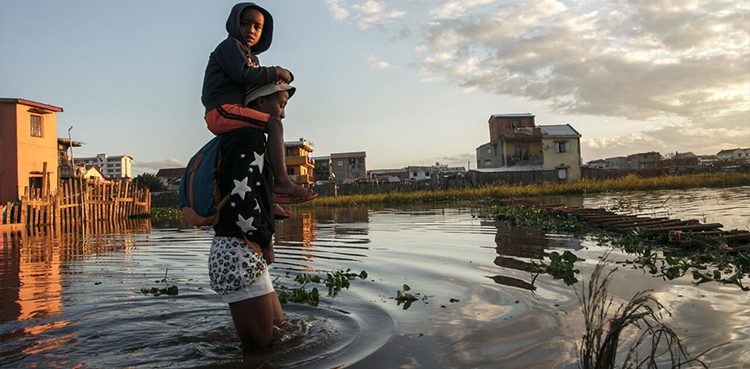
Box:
[250,152,264,173]
[236,214,257,233]
[231,177,253,200]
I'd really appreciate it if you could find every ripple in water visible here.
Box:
[194,303,393,369]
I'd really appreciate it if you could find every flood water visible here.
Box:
[1,186,749,368]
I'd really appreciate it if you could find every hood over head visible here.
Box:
[226,2,273,55]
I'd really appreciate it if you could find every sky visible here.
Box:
[1,0,748,175]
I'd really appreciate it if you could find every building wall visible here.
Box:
[330,153,367,180]
[284,141,314,186]
[476,142,503,168]
[77,154,133,179]
[313,156,331,181]
[488,115,540,142]
[476,140,543,168]
[0,101,60,203]
[542,137,581,182]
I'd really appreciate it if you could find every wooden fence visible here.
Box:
[0,178,150,232]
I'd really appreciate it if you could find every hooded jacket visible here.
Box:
[201,3,279,113]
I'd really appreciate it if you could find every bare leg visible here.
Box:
[228,291,282,350]
[266,117,298,196]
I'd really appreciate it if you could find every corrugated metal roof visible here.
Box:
[540,124,580,137]
[0,98,63,112]
[330,151,366,159]
[491,113,534,118]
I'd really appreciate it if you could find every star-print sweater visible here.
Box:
[213,127,275,246]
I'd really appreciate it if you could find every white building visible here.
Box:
[77,154,133,179]
[717,148,750,161]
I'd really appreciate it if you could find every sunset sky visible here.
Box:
[1,0,748,174]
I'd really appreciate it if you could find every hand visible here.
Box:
[275,66,293,83]
[262,241,275,264]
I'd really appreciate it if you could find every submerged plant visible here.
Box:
[577,255,703,369]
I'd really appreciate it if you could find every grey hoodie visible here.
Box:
[201,3,279,113]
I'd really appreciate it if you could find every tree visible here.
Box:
[134,172,165,192]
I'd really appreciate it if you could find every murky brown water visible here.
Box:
[1,187,749,368]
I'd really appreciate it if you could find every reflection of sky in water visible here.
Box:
[582,186,750,231]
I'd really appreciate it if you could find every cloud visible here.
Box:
[415,0,749,120]
[367,54,393,69]
[440,152,475,168]
[326,0,350,21]
[412,0,749,157]
[350,1,406,30]
[133,158,185,175]
[430,0,498,19]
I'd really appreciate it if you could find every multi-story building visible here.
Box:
[330,151,367,181]
[312,156,331,182]
[697,155,718,166]
[717,148,750,162]
[0,98,63,203]
[76,154,133,179]
[605,156,629,170]
[627,152,661,170]
[541,124,582,182]
[476,113,543,168]
[284,139,315,187]
[476,114,582,183]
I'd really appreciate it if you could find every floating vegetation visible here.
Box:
[278,269,368,306]
[278,286,319,306]
[487,203,750,291]
[394,284,421,310]
[527,251,580,286]
[577,255,707,369]
[140,268,179,296]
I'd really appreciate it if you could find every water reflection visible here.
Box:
[490,222,583,291]
[0,220,152,364]
[274,207,371,273]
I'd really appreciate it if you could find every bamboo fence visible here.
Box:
[0,178,150,233]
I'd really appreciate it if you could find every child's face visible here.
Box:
[239,8,264,48]
[258,91,289,119]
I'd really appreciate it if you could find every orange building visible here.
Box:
[0,98,63,204]
[284,139,315,187]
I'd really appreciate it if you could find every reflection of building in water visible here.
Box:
[489,221,582,291]
[0,220,151,325]
[273,208,370,272]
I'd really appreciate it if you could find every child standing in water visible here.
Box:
[209,82,297,349]
[201,2,316,204]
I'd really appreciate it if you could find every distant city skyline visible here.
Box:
[1,0,747,175]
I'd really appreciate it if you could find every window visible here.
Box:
[338,160,344,167]
[555,141,570,153]
[287,168,295,175]
[30,115,43,137]
[484,159,492,166]
[486,147,491,154]
[511,119,521,129]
